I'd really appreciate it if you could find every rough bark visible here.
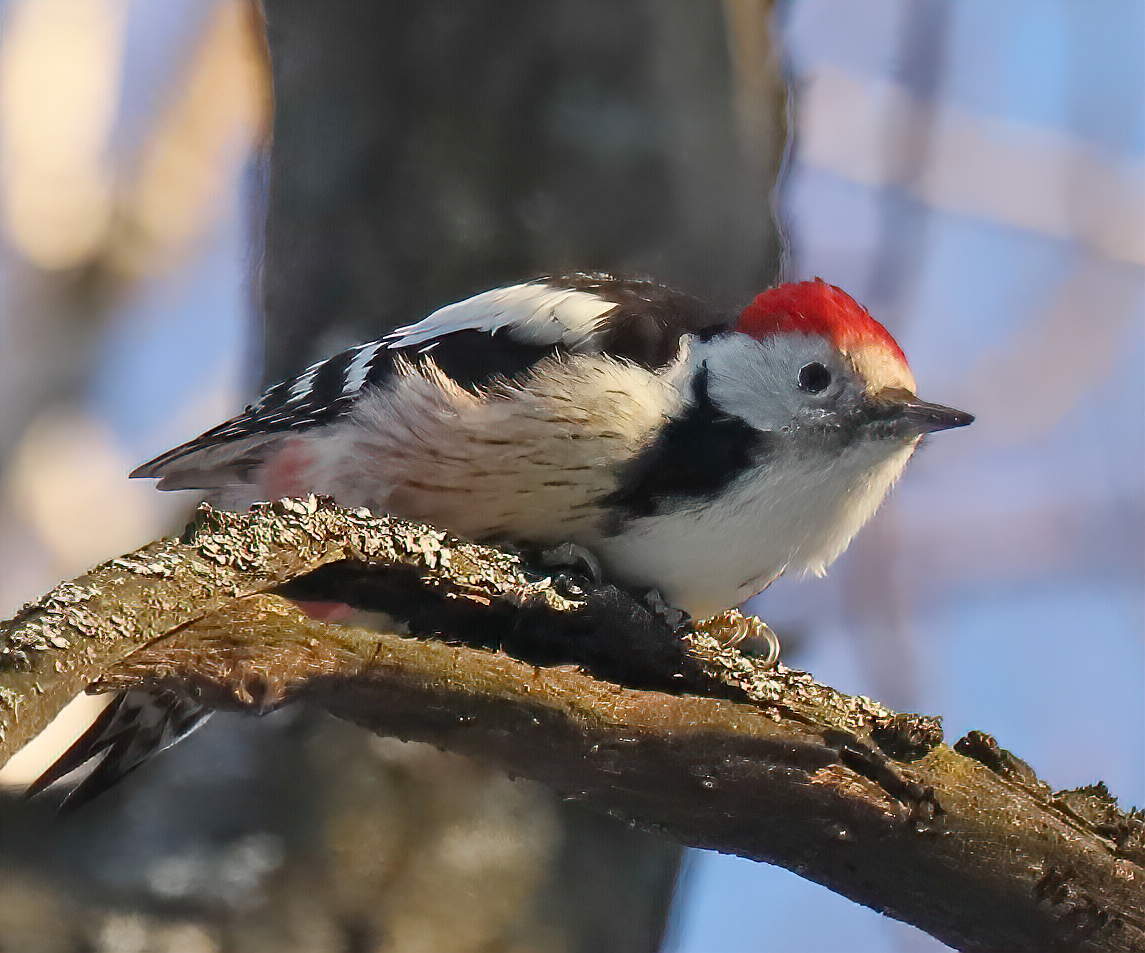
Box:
[2,499,1142,953]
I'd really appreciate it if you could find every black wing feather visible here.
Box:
[26,689,212,812]
[545,272,727,366]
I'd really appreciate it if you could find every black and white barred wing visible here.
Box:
[132,275,722,491]
[25,688,211,812]
[130,338,396,489]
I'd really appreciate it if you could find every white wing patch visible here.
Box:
[383,282,618,351]
[287,368,320,400]
[344,342,383,392]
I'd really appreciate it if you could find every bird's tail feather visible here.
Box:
[25,688,212,812]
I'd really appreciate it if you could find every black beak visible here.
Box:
[871,388,974,435]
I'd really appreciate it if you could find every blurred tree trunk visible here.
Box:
[261,0,786,362]
[0,2,785,951]
[257,3,785,944]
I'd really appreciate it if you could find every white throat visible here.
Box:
[592,436,915,616]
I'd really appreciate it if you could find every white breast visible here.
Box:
[591,440,916,617]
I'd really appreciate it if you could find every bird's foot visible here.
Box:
[641,588,692,632]
[537,542,604,584]
[693,609,781,669]
[533,542,604,595]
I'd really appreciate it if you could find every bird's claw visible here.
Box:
[538,542,605,585]
[694,609,782,669]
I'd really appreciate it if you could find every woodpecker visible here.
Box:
[29,273,971,807]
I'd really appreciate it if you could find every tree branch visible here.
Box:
[2,499,1142,952]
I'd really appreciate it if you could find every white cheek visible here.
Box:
[698,334,842,431]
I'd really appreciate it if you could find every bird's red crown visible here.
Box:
[736,279,907,365]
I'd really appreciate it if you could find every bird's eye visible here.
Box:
[798,362,832,394]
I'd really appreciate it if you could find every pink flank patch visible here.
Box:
[294,600,355,622]
[260,440,353,621]
[260,437,315,501]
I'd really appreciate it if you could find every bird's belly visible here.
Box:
[589,505,788,618]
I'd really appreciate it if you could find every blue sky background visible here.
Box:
[0,1,1140,951]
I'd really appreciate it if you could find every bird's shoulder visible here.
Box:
[386,272,727,369]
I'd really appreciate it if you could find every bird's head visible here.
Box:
[695,278,973,448]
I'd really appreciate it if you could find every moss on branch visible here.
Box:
[1,498,1142,952]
